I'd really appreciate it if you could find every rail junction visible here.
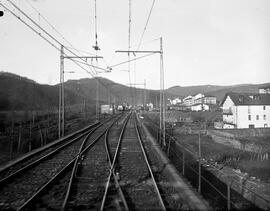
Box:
[0,112,210,210]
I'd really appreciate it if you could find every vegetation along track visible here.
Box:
[0,115,121,210]
[101,112,166,211]
[0,121,100,180]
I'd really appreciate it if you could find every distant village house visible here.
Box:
[221,92,270,129]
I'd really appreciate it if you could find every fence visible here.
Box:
[143,114,270,210]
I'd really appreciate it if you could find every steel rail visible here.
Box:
[134,112,166,211]
[0,121,100,174]
[0,124,100,188]
[17,158,77,211]
[100,112,131,211]
[16,116,119,211]
[103,118,129,211]
[61,115,122,210]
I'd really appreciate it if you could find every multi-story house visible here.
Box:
[204,95,217,104]
[259,85,270,94]
[183,95,194,106]
[221,92,270,129]
[170,97,182,105]
[191,103,209,111]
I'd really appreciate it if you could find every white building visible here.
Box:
[204,95,217,105]
[191,103,209,111]
[194,93,204,100]
[169,97,182,105]
[221,92,270,129]
[146,102,154,111]
[183,95,194,106]
[259,85,270,94]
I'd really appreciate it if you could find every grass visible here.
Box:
[144,111,270,182]
[0,109,97,166]
[174,133,270,182]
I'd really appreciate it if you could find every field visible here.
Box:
[145,110,270,182]
[0,107,97,166]
[174,133,270,182]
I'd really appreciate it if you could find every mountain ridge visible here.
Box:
[0,72,269,110]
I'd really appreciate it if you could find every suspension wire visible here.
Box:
[1,1,117,99]
[108,53,155,70]
[25,0,76,50]
[128,0,133,106]
[135,0,155,106]
[1,2,61,52]
[5,0,110,71]
[92,0,100,51]
[94,0,98,49]
[25,0,96,57]
[65,46,96,56]
[136,0,156,51]
[5,0,91,65]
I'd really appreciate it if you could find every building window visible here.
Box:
[248,115,251,120]
[263,106,266,110]
[256,115,259,120]
[249,124,255,128]
[248,106,251,114]
[264,115,266,120]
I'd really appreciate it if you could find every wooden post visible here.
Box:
[157,129,159,145]
[227,181,231,210]
[38,125,44,147]
[10,136,13,160]
[198,131,201,194]
[18,121,22,152]
[182,150,185,175]
[29,121,32,152]
[167,138,171,156]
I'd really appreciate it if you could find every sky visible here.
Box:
[0,0,270,89]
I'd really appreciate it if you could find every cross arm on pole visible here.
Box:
[63,56,103,59]
[126,83,145,86]
[115,50,161,54]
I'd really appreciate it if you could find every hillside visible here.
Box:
[0,72,269,110]
[64,77,164,106]
[166,85,226,97]
[0,72,87,110]
[0,72,162,111]
[166,83,270,103]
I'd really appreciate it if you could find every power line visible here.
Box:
[128,0,133,106]
[1,3,61,52]
[4,0,109,74]
[108,52,155,69]
[92,0,100,51]
[24,0,76,50]
[137,0,156,51]
[1,1,117,99]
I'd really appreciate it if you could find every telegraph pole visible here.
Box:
[144,79,146,109]
[160,37,165,148]
[61,45,65,137]
[115,37,165,146]
[59,53,103,137]
[96,75,99,121]
[59,45,64,139]
[126,81,146,108]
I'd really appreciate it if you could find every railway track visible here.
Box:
[0,115,120,210]
[101,112,166,210]
[60,114,127,210]
[0,111,209,210]
[0,122,100,180]
[143,114,260,210]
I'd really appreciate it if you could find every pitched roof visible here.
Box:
[220,92,270,106]
[259,84,270,89]
[204,95,216,98]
